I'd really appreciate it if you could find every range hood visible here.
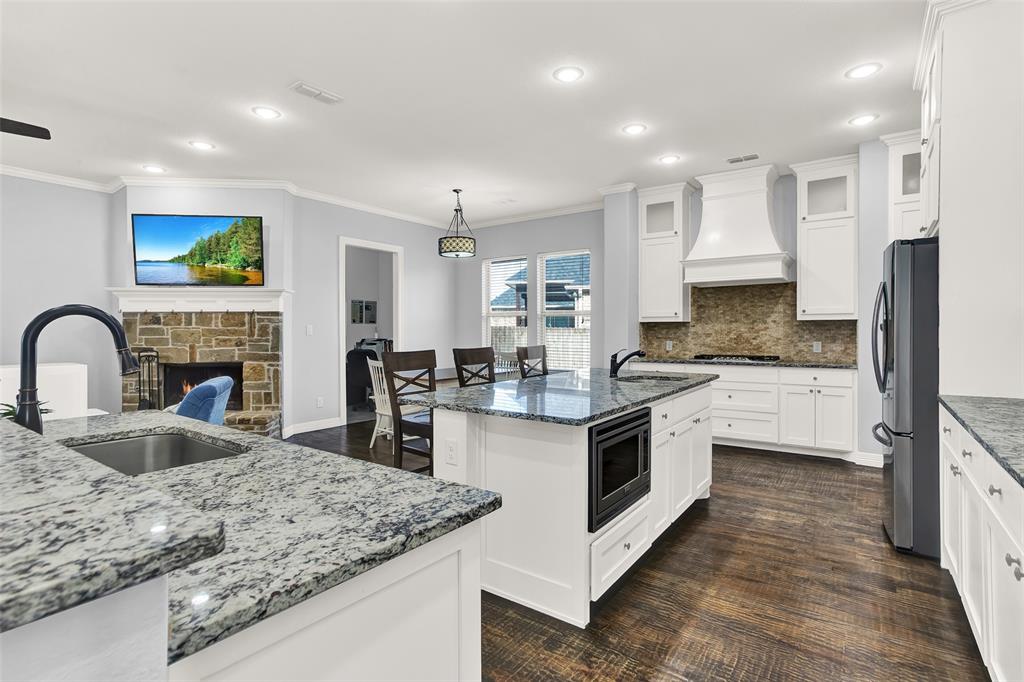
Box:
[683,164,794,287]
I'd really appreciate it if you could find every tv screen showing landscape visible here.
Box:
[132,214,264,286]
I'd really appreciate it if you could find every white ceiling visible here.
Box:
[0,1,925,226]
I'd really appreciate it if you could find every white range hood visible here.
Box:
[683,164,794,287]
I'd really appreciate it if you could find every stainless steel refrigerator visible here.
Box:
[871,237,939,558]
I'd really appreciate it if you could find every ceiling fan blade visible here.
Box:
[0,118,51,140]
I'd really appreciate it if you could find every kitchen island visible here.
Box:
[402,368,718,626]
[1,412,500,681]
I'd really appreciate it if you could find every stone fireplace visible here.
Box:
[121,311,282,437]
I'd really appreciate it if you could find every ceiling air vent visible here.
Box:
[290,80,343,105]
[726,153,760,164]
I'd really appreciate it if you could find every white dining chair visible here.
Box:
[367,358,426,449]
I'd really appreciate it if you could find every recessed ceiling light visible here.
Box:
[622,123,647,136]
[659,154,681,165]
[142,164,166,173]
[188,140,215,151]
[849,114,879,126]
[845,63,883,79]
[552,66,584,83]
[251,106,282,120]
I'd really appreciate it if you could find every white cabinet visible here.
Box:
[669,418,695,521]
[988,518,1024,682]
[962,479,986,642]
[941,440,963,581]
[649,430,673,538]
[881,130,925,241]
[779,384,853,452]
[920,123,941,237]
[691,408,712,494]
[791,156,858,320]
[778,384,816,448]
[638,184,695,322]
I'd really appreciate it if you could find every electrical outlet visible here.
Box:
[315,396,324,408]
[305,324,314,336]
[665,340,673,351]
[445,439,458,465]
[812,341,822,353]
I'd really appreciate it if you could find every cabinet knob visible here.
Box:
[813,376,818,381]
[817,389,822,394]
[674,312,678,316]
[921,138,928,146]
[802,309,806,313]
[988,484,1003,497]
[623,542,631,551]
[949,463,961,476]
[942,426,951,434]
[962,449,972,458]
[727,394,732,399]
[727,423,732,428]
[1015,567,1023,582]
[670,431,676,437]
[1006,554,1022,568]
[809,389,814,393]
[661,412,669,419]
[801,216,806,221]
[919,226,927,233]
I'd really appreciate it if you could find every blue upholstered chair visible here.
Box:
[175,376,234,426]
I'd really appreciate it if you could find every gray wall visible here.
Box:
[0,176,120,411]
[453,210,605,367]
[857,140,890,455]
[602,191,639,358]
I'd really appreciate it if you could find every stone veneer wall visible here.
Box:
[121,311,282,437]
[640,283,857,365]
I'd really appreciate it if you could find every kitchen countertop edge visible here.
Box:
[634,357,858,370]
[938,395,1024,489]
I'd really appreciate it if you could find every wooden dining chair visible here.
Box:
[516,345,549,378]
[452,347,497,387]
[381,350,436,474]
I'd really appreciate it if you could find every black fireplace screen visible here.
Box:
[162,362,244,410]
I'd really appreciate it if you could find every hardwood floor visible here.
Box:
[288,426,987,681]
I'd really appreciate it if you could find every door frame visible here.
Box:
[338,236,405,426]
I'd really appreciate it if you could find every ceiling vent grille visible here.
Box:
[726,153,760,164]
[290,80,343,105]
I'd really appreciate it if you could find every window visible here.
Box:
[483,257,529,357]
[539,251,591,370]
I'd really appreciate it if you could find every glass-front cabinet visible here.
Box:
[796,163,856,223]
[882,130,925,241]
[637,183,694,322]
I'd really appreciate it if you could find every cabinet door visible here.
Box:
[778,384,816,447]
[799,166,856,222]
[670,422,694,522]
[814,387,854,452]
[691,408,712,494]
[639,236,684,321]
[797,218,857,319]
[961,482,986,646]
[640,191,681,239]
[649,430,673,539]
[941,444,963,582]
[921,123,941,235]
[894,202,924,241]
[988,519,1024,682]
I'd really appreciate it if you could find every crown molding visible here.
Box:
[880,129,922,146]
[597,182,637,196]
[637,180,699,196]
[471,201,604,229]
[914,0,989,89]
[0,165,123,193]
[788,154,858,173]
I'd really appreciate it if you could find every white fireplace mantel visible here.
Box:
[107,287,292,313]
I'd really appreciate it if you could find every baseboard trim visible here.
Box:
[713,438,884,468]
[282,417,344,439]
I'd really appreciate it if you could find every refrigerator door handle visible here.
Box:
[871,281,888,393]
[872,422,893,447]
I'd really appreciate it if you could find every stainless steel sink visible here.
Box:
[71,433,244,476]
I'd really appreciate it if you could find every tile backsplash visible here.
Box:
[639,283,857,365]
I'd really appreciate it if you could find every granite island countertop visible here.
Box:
[938,395,1024,489]
[634,357,857,370]
[0,418,224,633]
[400,368,719,426]
[28,411,501,663]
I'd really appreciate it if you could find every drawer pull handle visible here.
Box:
[961,449,972,458]
[949,464,961,476]
[988,484,1002,497]
[670,431,676,437]
[1006,554,1022,568]
[1015,566,1023,582]
[623,542,631,551]
[696,417,701,423]
[661,413,669,419]
[942,426,951,434]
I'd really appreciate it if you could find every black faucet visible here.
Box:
[15,304,140,434]
[609,348,646,377]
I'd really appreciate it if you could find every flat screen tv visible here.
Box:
[132,214,264,286]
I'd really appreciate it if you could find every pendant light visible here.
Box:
[438,189,476,258]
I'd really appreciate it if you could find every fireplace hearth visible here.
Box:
[163,362,244,410]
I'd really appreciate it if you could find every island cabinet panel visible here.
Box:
[988,518,1024,682]
[691,408,712,495]
[670,419,696,521]
[649,430,674,538]
[590,501,652,600]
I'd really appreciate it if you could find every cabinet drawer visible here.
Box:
[712,409,779,444]
[673,387,712,423]
[688,365,779,384]
[939,407,960,455]
[712,382,778,413]
[778,368,854,387]
[956,431,986,478]
[590,501,651,600]
[977,442,1023,542]
[651,399,678,434]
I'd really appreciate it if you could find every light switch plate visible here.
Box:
[812,341,822,353]
[316,396,324,408]
[305,324,314,336]
[665,340,673,351]
[445,439,458,465]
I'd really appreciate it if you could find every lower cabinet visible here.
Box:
[649,430,673,538]
[779,384,854,452]
[941,440,963,581]
[669,419,695,521]
[648,394,713,542]
[779,384,816,447]
[988,517,1024,682]
[691,408,712,493]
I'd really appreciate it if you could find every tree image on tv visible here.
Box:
[168,217,263,271]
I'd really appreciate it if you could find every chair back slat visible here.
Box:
[453,347,496,387]
[516,345,549,378]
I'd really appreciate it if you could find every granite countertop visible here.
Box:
[938,395,1024,488]
[13,411,501,663]
[634,357,858,370]
[0,419,224,633]
[400,368,719,426]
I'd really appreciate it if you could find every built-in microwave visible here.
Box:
[588,407,651,532]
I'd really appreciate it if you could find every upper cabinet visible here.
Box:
[882,130,925,241]
[790,155,859,321]
[918,30,943,237]
[638,183,695,322]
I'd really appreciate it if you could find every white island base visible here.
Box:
[431,385,713,627]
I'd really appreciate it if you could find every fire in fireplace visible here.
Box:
[162,362,244,410]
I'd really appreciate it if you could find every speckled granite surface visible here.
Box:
[0,419,224,633]
[14,412,500,663]
[400,369,718,426]
[635,357,857,370]
[939,395,1024,489]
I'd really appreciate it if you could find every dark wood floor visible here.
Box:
[288,424,987,681]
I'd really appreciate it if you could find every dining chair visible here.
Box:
[381,350,436,474]
[367,358,428,449]
[452,347,497,387]
[516,345,549,378]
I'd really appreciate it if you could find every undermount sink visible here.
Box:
[71,433,245,476]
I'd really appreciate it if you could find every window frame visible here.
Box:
[537,249,592,370]
[481,255,530,352]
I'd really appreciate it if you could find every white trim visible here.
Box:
[636,180,700,196]
[597,182,637,196]
[880,129,923,147]
[0,164,123,193]
[281,416,344,439]
[338,237,404,428]
[714,437,884,468]
[107,287,291,312]
[471,202,603,229]
[914,0,989,89]
[789,154,859,173]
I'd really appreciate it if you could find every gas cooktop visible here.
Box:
[691,354,781,365]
